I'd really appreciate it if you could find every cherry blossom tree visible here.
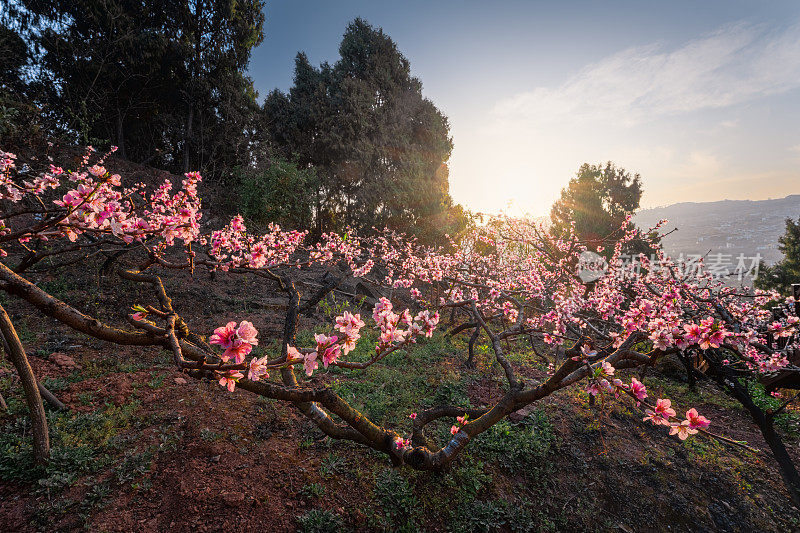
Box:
[1,146,799,505]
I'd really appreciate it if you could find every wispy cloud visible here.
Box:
[493,22,800,125]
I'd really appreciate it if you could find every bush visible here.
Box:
[236,158,317,229]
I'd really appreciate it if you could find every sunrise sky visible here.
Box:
[248,0,800,217]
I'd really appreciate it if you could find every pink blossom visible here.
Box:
[210,321,258,364]
[685,408,710,430]
[210,321,237,351]
[303,352,319,376]
[218,371,243,392]
[683,323,701,344]
[236,321,258,346]
[629,378,647,401]
[286,345,304,362]
[335,311,365,334]
[373,298,393,321]
[643,409,667,426]
[247,356,269,381]
[654,398,676,421]
[669,420,697,440]
[322,344,342,368]
[341,332,360,355]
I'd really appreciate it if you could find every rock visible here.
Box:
[49,352,81,370]
[508,404,538,422]
[221,492,245,507]
[174,377,188,385]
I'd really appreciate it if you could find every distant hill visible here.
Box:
[635,195,800,264]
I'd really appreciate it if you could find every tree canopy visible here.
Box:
[263,18,465,239]
[550,162,653,256]
[7,0,264,175]
[757,217,800,294]
[2,10,467,240]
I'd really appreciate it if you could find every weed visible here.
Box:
[446,459,493,503]
[0,400,140,491]
[200,428,221,442]
[147,371,167,389]
[474,409,556,478]
[296,509,346,533]
[41,376,70,392]
[114,448,153,486]
[77,391,94,406]
[447,498,551,533]
[370,468,421,532]
[320,452,347,477]
[427,375,471,409]
[298,482,325,500]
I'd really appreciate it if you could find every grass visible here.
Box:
[748,380,800,438]
[298,482,325,500]
[327,330,461,427]
[0,398,139,498]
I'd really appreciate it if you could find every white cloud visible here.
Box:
[450,20,800,216]
[492,22,800,126]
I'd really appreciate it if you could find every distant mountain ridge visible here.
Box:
[635,194,800,264]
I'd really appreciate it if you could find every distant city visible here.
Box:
[635,194,800,265]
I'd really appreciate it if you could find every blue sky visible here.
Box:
[248,1,800,216]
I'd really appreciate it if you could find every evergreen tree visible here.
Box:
[263,18,465,240]
[550,162,654,255]
[756,217,800,294]
[10,0,264,176]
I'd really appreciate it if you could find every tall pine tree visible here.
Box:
[263,18,465,241]
[11,0,264,176]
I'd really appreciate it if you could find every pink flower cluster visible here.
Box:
[0,147,201,256]
[643,400,710,440]
[208,216,307,270]
[210,321,259,364]
[373,298,439,350]
[278,300,439,378]
[218,370,244,392]
[450,414,469,435]
[582,362,710,441]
